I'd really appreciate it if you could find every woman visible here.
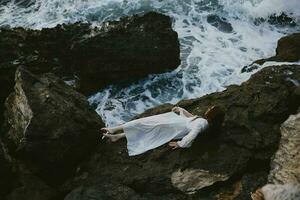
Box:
[101,105,225,156]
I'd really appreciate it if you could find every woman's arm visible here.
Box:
[172,106,195,118]
[169,119,208,148]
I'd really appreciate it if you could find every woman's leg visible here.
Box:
[102,132,125,142]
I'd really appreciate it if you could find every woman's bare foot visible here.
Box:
[100,127,114,134]
[102,133,122,142]
[251,188,264,200]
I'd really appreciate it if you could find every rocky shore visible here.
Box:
[0,11,180,133]
[0,12,299,200]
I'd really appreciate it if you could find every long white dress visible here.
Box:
[123,110,209,156]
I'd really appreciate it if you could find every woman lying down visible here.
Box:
[100,105,225,156]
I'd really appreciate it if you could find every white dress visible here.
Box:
[123,110,209,156]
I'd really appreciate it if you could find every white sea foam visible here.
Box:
[1,0,299,126]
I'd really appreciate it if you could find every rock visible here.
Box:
[207,15,233,33]
[261,183,300,200]
[61,65,300,199]
[0,138,14,196]
[254,12,297,27]
[241,63,260,73]
[64,183,140,200]
[244,32,300,71]
[73,12,180,95]
[268,112,300,184]
[0,12,180,96]
[234,171,268,200]
[268,13,297,27]
[171,168,229,194]
[5,174,58,200]
[3,67,104,184]
[0,12,180,135]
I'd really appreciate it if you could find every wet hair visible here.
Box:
[191,105,225,131]
[205,105,225,129]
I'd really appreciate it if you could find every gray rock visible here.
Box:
[171,168,229,194]
[268,112,300,184]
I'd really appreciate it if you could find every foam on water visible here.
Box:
[1,0,299,126]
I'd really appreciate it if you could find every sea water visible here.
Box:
[1,0,299,126]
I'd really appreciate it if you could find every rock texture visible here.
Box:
[3,67,104,184]
[0,139,14,196]
[171,168,229,194]
[58,64,300,199]
[5,174,59,200]
[268,112,300,184]
[0,12,180,170]
[0,17,299,200]
[1,63,300,199]
[251,111,300,200]
[0,12,180,97]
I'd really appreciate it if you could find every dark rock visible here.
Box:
[0,138,14,196]
[207,15,233,33]
[5,174,58,200]
[244,32,300,71]
[268,12,297,27]
[61,65,300,199]
[0,12,180,96]
[234,171,268,200]
[3,67,104,184]
[241,63,259,73]
[73,12,180,95]
[254,12,296,27]
[64,183,140,200]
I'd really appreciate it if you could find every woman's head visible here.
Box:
[204,105,225,129]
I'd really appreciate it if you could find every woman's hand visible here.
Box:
[168,141,180,150]
[172,106,181,114]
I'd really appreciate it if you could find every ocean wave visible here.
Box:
[1,0,299,126]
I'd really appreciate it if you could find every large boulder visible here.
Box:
[72,12,180,94]
[3,67,104,184]
[268,112,300,184]
[61,64,300,199]
[0,11,180,96]
[248,111,300,200]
